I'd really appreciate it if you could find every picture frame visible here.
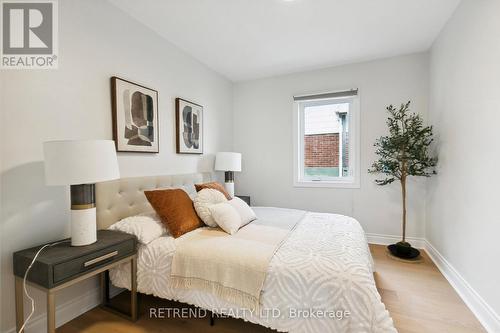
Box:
[111,76,159,153]
[175,98,203,154]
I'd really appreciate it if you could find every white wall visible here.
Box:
[0,0,233,331]
[233,53,429,239]
[428,0,500,329]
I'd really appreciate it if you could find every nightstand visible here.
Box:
[13,230,138,333]
[236,195,251,206]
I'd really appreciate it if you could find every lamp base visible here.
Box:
[224,171,235,198]
[71,208,97,246]
[224,182,235,198]
[70,184,97,246]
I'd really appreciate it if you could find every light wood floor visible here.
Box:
[58,245,485,333]
[370,245,484,333]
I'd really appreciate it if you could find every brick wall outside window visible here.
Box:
[304,133,339,167]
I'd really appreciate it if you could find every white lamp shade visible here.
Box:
[44,140,120,185]
[215,152,241,172]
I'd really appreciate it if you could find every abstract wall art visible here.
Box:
[175,98,203,154]
[111,76,159,153]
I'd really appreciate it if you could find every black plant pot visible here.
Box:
[388,241,420,259]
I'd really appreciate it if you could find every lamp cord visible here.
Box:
[18,240,69,333]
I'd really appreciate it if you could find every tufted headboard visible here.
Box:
[95,172,212,230]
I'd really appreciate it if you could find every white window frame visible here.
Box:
[293,93,360,188]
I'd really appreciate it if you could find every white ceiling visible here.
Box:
[109,0,460,82]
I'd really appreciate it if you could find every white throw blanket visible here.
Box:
[170,209,306,310]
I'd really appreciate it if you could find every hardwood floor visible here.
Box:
[371,245,485,333]
[58,245,485,333]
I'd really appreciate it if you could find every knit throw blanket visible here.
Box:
[171,208,306,310]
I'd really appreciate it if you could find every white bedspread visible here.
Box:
[110,207,396,333]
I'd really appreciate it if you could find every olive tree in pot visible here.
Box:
[369,101,437,259]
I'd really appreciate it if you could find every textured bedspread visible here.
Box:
[110,207,396,333]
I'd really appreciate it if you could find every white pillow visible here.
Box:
[193,188,228,227]
[228,197,257,227]
[209,198,257,234]
[209,202,242,235]
[108,212,166,244]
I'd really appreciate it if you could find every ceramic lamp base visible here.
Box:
[71,208,97,246]
[224,182,235,198]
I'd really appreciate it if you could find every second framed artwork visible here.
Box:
[175,98,203,154]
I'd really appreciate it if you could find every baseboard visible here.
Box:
[366,233,426,249]
[423,241,500,333]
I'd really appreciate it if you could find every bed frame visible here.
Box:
[95,172,212,230]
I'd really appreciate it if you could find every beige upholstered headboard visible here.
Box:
[96,172,212,230]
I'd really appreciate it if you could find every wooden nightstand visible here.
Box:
[13,230,138,333]
[236,195,251,206]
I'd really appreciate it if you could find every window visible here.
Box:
[293,90,360,188]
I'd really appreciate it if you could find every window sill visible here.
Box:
[293,180,360,189]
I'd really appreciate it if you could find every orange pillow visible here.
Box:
[144,189,203,238]
[195,182,231,200]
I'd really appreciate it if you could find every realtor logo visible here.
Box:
[1,0,58,69]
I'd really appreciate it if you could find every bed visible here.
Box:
[96,173,396,333]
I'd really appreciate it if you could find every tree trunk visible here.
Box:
[401,174,407,243]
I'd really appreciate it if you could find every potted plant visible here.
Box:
[369,101,437,259]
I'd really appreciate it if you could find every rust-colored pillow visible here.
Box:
[144,189,203,238]
[195,182,231,200]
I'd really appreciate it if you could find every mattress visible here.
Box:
[110,207,396,333]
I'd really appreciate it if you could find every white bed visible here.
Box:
[96,173,396,333]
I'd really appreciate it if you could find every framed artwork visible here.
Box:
[111,76,159,153]
[175,98,203,154]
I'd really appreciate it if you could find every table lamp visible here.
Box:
[43,140,120,246]
[215,152,241,198]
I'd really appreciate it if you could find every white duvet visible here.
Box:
[110,207,396,333]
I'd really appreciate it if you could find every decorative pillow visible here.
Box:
[209,197,258,234]
[228,197,257,227]
[144,189,203,238]
[209,202,242,235]
[195,182,231,200]
[193,189,228,227]
[108,212,166,244]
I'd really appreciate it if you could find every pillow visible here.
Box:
[108,212,166,244]
[227,196,257,227]
[209,197,257,234]
[144,189,203,238]
[209,202,242,235]
[195,182,231,200]
[193,189,228,227]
